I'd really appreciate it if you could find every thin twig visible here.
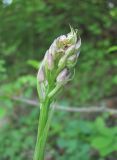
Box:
[12,96,117,113]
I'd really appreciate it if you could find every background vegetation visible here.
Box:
[0,0,117,160]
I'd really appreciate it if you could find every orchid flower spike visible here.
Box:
[37,27,81,101]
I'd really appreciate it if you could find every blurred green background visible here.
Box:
[0,0,117,160]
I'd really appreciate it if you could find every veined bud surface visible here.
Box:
[67,30,77,45]
[56,68,70,83]
[67,54,78,68]
[57,35,67,48]
[58,55,67,69]
[45,51,54,70]
[37,65,45,83]
[49,41,58,59]
[65,45,76,57]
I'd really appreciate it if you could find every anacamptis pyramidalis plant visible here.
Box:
[33,27,81,160]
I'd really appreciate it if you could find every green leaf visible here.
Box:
[95,117,112,136]
[91,136,113,149]
[113,76,117,84]
[27,59,40,69]
[113,140,117,150]
[112,59,117,66]
[108,46,117,53]
[99,145,115,157]
[0,107,6,118]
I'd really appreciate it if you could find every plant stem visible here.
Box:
[33,97,51,160]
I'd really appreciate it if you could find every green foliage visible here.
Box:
[50,114,91,160]
[48,112,117,159]
[0,107,37,160]
[0,59,7,82]
[0,103,117,160]
[0,107,6,118]
[90,117,117,157]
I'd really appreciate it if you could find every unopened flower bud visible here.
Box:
[67,54,78,68]
[59,35,66,42]
[57,35,67,48]
[49,40,64,60]
[45,51,54,70]
[56,68,69,83]
[58,55,67,69]
[37,65,45,83]
[49,41,58,59]
[67,28,77,44]
[65,45,75,57]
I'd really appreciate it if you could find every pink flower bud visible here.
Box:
[49,40,61,60]
[37,65,45,83]
[56,68,69,83]
[59,35,67,42]
[45,51,54,70]
[57,35,67,48]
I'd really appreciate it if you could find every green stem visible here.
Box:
[33,73,55,160]
[33,97,51,160]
